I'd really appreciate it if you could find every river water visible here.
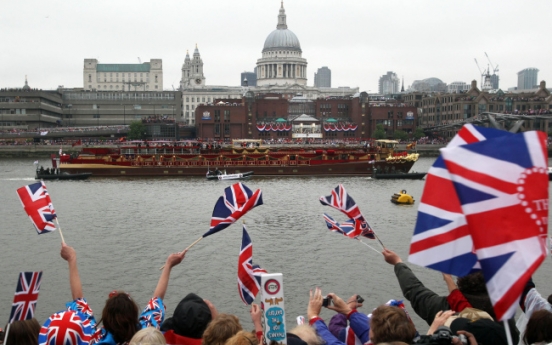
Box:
[1,157,551,334]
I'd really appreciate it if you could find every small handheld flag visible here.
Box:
[320,185,379,244]
[206,182,263,237]
[238,226,267,305]
[16,181,57,235]
[9,271,43,323]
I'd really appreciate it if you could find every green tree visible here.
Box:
[128,121,147,140]
[373,124,386,139]
[413,127,426,139]
[393,130,409,141]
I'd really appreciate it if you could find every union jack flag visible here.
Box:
[16,181,57,234]
[206,183,263,237]
[38,310,93,345]
[440,130,548,321]
[409,124,513,275]
[8,271,42,323]
[320,185,374,239]
[238,226,267,305]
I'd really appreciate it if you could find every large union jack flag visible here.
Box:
[206,183,263,237]
[440,130,548,321]
[38,310,93,345]
[16,181,57,234]
[320,185,374,239]
[409,124,514,275]
[238,226,267,305]
[9,271,43,323]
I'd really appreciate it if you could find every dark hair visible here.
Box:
[370,306,416,344]
[547,293,552,305]
[98,291,140,344]
[201,313,242,345]
[457,272,488,295]
[523,309,552,345]
[4,318,41,345]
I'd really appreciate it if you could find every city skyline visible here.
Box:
[1,0,550,93]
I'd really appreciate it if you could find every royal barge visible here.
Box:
[56,139,419,177]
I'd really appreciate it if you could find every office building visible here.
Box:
[83,59,163,91]
[517,68,539,90]
[314,67,331,87]
[378,72,400,94]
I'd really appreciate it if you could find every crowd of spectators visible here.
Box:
[1,242,550,345]
[142,115,176,124]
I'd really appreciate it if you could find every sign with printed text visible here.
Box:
[260,273,286,345]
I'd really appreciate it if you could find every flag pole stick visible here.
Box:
[54,218,65,243]
[503,320,513,345]
[357,239,381,254]
[360,211,385,249]
[4,323,11,345]
[159,236,203,270]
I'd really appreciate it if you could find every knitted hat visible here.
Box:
[160,293,212,339]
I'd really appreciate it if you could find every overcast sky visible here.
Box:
[2,0,551,93]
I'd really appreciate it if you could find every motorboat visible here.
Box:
[372,168,426,180]
[206,169,253,181]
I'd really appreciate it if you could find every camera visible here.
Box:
[322,296,332,307]
[413,326,467,345]
[356,295,364,304]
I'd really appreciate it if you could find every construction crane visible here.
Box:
[485,52,499,74]
[474,58,486,87]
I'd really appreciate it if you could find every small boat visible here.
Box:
[36,169,92,180]
[391,190,415,205]
[373,168,426,180]
[206,169,253,181]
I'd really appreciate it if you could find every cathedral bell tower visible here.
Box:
[180,45,206,88]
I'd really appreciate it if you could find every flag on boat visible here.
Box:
[16,181,57,234]
[238,226,267,305]
[320,185,374,239]
[441,130,548,321]
[409,124,514,275]
[9,271,43,323]
[205,182,263,237]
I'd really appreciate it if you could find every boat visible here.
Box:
[56,139,419,177]
[206,169,254,181]
[36,169,91,180]
[372,168,426,180]
[391,190,415,205]
[36,154,92,180]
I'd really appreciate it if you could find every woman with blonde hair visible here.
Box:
[225,330,258,345]
[130,327,167,345]
[202,314,243,345]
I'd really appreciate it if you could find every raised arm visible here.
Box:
[60,243,83,300]
[153,250,187,300]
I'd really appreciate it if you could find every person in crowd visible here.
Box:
[201,314,242,345]
[289,324,324,345]
[249,303,263,344]
[130,326,167,345]
[225,331,259,345]
[161,293,217,345]
[2,318,41,345]
[517,277,552,343]
[369,305,417,344]
[381,248,519,344]
[523,309,552,345]
[40,243,186,345]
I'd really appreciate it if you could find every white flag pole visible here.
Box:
[54,218,66,243]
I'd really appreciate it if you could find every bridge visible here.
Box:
[423,112,552,133]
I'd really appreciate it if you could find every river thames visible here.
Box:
[1,157,551,333]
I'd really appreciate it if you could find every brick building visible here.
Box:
[195,91,418,140]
